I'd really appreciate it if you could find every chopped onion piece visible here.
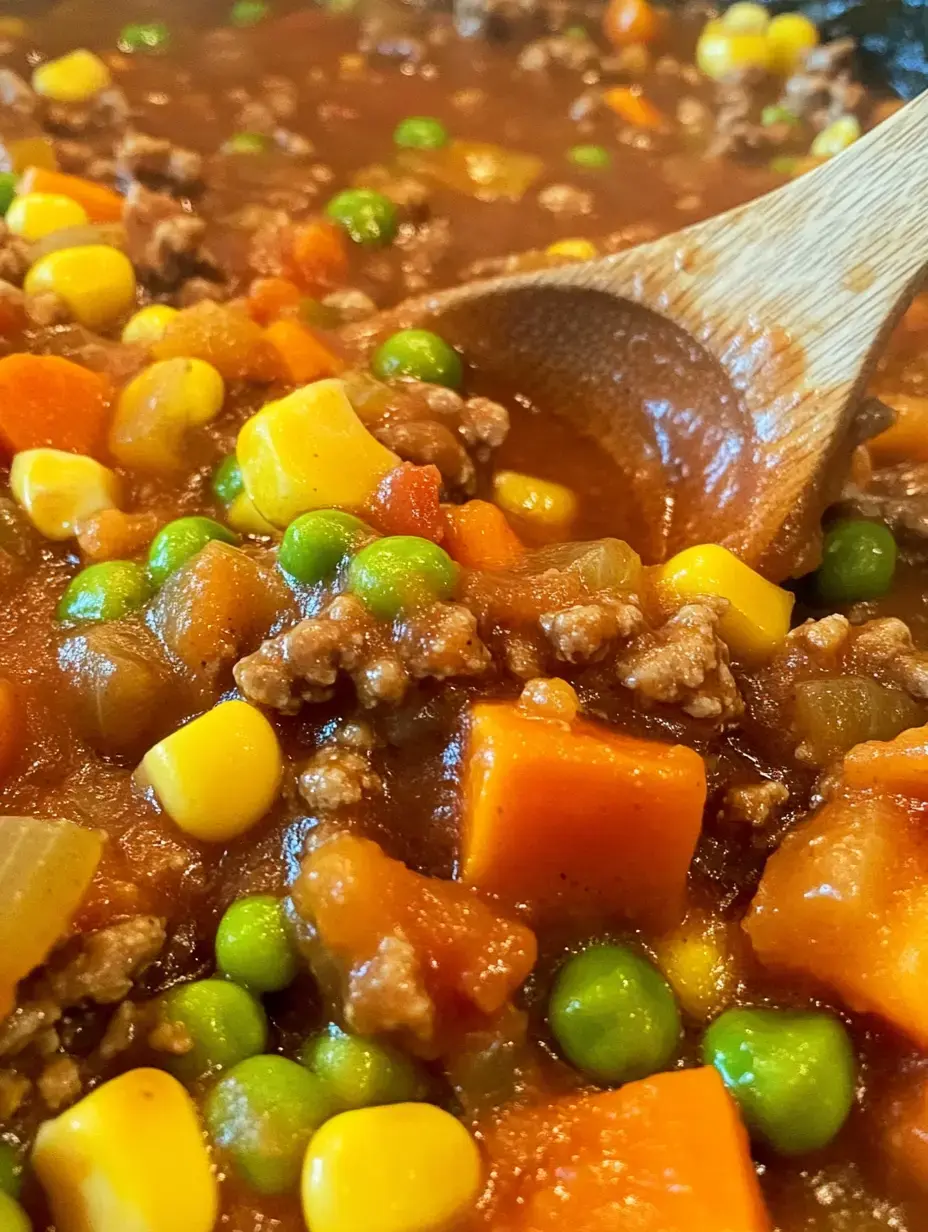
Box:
[0,817,103,1017]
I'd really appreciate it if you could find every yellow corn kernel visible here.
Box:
[121,304,179,347]
[655,913,740,1021]
[141,699,283,842]
[302,1103,481,1232]
[696,21,770,80]
[811,114,861,159]
[766,11,819,74]
[654,543,794,659]
[545,237,598,262]
[492,469,577,533]
[25,245,136,332]
[32,1067,217,1232]
[10,448,121,541]
[720,2,769,34]
[109,357,225,471]
[32,49,111,103]
[237,378,399,528]
[6,192,88,242]
[226,490,278,536]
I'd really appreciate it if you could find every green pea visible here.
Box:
[761,103,799,127]
[229,0,269,26]
[206,1055,331,1194]
[568,144,611,169]
[325,188,398,247]
[393,116,449,150]
[817,518,897,604]
[0,1144,20,1200]
[548,943,680,1083]
[347,536,458,621]
[212,455,245,506]
[160,978,267,1081]
[216,895,298,994]
[147,516,238,588]
[223,132,269,154]
[0,174,17,218]
[118,20,170,52]
[278,510,371,585]
[371,328,463,389]
[703,1007,856,1155]
[0,1193,29,1232]
[300,1024,425,1111]
[57,561,151,625]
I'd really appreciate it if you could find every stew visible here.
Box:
[0,1,926,1230]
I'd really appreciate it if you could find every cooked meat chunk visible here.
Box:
[47,917,166,1006]
[617,603,743,720]
[541,600,643,664]
[115,130,204,190]
[299,745,382,812]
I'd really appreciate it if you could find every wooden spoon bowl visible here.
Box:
[352,91,928,581]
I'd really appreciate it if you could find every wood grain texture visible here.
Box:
[380,91,928,580]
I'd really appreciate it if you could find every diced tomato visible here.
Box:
[368,462,446,542]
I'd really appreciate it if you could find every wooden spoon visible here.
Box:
[356,90,928,581]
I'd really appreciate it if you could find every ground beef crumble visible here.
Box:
[234,594,492,712]
[617,601,743,721]
[115,130,203,192]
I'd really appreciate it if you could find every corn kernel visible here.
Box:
[226,490,278,536]
[654,543,793,659]
[766,11,819,74]
[696,21,770,80]
[109,357,225,471]
[32,1068,217,1232]
[655,913,740,1020]
[141,699,283,842]
[121,304,179,347]
[10,448,121,541]
[32,49,111,103]
[492,469,577,533]
[545,237,598,261]
[811,114,861,159]
[6,192,88,241]
[720,2,769,34]
[302,1103,481,1232]
[25,245,136,332]
[237,378,399,528]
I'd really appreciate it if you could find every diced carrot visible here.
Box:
[0,677,19,782]
[291,832,537,1054]
[265,317,345,384]
[746,792,928,1047]
[444,499,524,570]
[461,701,706,927]
[868,394,928,465]
[289,219,349,293]
[247,276,303,325]
[152,302,280,382]
[18,166,123,223]
[368,462,445,542]
[481,1067,770,1231]
[0,353,110,458]
[842,721,928,798]
[603,85,665,129]
[76,509,161,563]
[603,0,661,48]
